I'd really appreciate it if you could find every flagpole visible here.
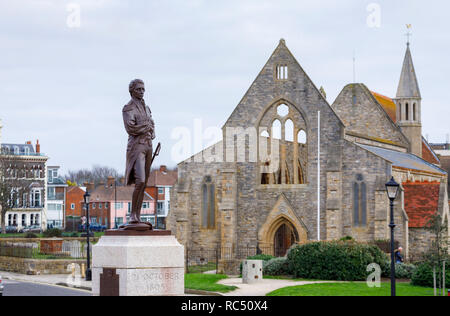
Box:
[317,111,321,241]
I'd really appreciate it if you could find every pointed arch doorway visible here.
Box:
[258,194,308,257]
[273,221,299,257]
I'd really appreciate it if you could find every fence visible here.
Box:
[0,241,92,260]
[186,246,290,274]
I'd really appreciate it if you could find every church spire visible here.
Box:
[396,41,421,99]
[394,28,423,158]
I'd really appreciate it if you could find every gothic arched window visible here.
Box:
[353,174,367,227]
[202,176,216,229]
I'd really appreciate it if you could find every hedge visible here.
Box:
[287,241,388,281]
[411,262,450,288]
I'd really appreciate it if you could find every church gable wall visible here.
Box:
[332,84,409,149]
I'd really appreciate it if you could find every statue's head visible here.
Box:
[129,79,145,100]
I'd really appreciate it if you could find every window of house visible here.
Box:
[142,202,149,209]
[158,187,164,194]
[92,203,96,209]
[127,202,131,214]
[8,214,12,226]
[32,190,41,207]
[22,214,26,226]
[99,203,102,209]
[71,203,75,210]
[35,214,39,225]
[201,176,216,229]
[353,174,367,227]
[48,170,53,183]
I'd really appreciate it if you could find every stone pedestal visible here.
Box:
[242,260,263,284]
[92,231,184,296]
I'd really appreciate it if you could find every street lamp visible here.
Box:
[83,189,92,281]
[385,176,400,297]
[110,180,118,229]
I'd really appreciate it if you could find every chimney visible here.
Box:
[160,165,167,173]
[26,141,31,145]
[86,182,95,193]
[36,140,40,153]
[107,176,115,188]
[119,177,125,185]
[99,181,105,187]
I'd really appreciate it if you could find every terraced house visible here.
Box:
[0,129,48,231]
[167,39,449,273]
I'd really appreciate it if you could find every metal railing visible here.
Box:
[0,242,92,259]
[185,246,290,274]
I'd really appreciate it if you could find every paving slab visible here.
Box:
[218,278,335,296]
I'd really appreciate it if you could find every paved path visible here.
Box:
[218,278,334,296]
[2,279,91,296]
[0,271,92,291]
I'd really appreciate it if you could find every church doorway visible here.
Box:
[273,222,299,257]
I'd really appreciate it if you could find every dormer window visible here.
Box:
[276,65,288,80]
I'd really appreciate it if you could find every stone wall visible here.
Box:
[408,228,434,261]
[0,256,86,275]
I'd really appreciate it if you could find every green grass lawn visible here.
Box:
[267,282,435,296]
[187,262,217,274]
[185,274,237,293]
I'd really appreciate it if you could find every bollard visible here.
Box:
[81,263,86,278]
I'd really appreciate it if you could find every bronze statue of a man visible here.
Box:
[121,79,155,231]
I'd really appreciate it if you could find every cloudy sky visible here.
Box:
[1,0,449,175]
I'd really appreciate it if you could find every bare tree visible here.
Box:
[0,148,22,234]
[64,165,122,186]
[425,213,449,296]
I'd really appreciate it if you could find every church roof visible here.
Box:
[396,44,421,99]
[358,144,446,175]
[371,91,397,122]
[403,181,440,228]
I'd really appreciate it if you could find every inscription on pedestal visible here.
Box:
[100,268,120,296]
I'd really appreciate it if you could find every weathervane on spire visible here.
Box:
[406,24,412,45]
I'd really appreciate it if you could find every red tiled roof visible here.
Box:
[403,181,441,228]
[147,168,178,187]
[422,139,440,165]
[371,91,397,122]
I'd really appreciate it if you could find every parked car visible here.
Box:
[5,226,18,234]
[23,225,41,233]
[0,275,3,296]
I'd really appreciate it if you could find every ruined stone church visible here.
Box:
[167,39,449,273]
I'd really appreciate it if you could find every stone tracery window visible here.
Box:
[353,174,367,227]
[258,101,308,185]
[202,176,216,229]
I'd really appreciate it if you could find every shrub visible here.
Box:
[340,236,354,241]
[381,262,417,279]
[264,257,289,276]
[24,233,38,239]
[411,263,450,288]
[42,228,63,238]
[287,241,388,281]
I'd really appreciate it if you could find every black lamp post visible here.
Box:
[83,190,92,281]
[110,180,118,229]
[385,176,400,297]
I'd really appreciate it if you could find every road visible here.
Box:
[2,279,92,296]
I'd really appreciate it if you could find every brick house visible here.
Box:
[0,137,48,231]
[85,179,155,229]
[65,185,86,231]
[146,165,177,229]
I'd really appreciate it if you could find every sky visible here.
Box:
[0,0,449,175]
